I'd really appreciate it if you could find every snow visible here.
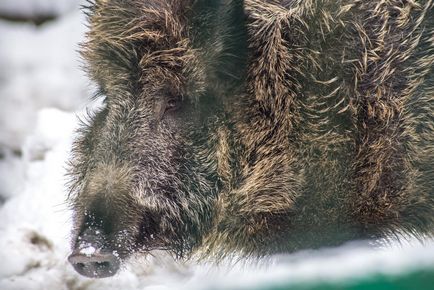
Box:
[0,3,90,150]
[80,245,97,257]
[0,0,79,19]
[0,2,434,290]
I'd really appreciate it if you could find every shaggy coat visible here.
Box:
[68,0,434,272]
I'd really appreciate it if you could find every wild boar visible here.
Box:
[67,0,434,278]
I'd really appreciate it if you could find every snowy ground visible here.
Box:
[1,1,434,290]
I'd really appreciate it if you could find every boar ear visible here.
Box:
[190,0,248,94]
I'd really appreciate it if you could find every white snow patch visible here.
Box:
[0,149,26,201]
[0,0,79,18]
[0,7,90,150]
[80,245,97,257]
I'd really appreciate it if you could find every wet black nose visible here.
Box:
[68,249,120,278]
[68,227,120,278]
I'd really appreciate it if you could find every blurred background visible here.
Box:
[0,1,434,290]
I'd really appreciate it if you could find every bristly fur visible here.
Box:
[68,0,434,267]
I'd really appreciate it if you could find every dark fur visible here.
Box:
[68,0,434,268]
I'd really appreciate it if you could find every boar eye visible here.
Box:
[164,97,182,114]
[155,96,182,120]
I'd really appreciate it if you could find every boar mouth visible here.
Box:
[136,214,173,252]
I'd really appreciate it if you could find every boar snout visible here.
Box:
[68,227,120,278]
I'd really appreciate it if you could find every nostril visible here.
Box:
[68,251,120,278]
[76,262,85,270]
